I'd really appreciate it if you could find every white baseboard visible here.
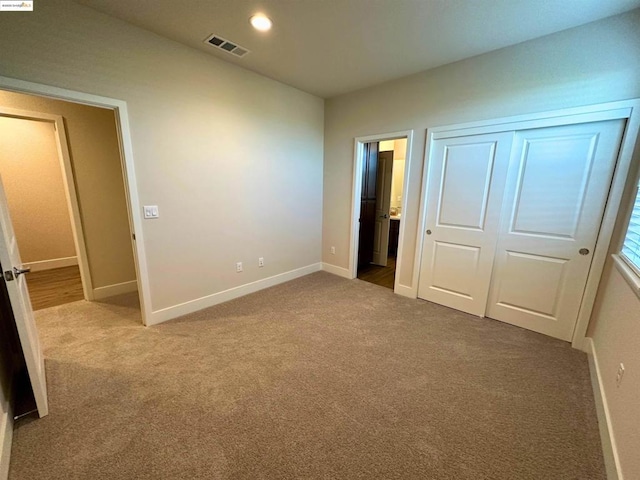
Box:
[321,262,353,279]
[0,402,13,480]
[23,256,78,272]
[148,263,323,326]
[93,280,138,300]
[394,283,417,298]
[584,337,622,480]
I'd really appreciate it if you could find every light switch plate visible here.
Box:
[143,205,159,219]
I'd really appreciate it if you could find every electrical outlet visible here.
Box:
[258,257,264,267]
[236,262,243,273]
[330,246,336,255]
[616,363,625,387]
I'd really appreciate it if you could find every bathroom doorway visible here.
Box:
[355,136,408,289]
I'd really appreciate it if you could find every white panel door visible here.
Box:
[372,151,393,266]
[0,176,48,417]
[418,132,513,315]
[486,120,625,340]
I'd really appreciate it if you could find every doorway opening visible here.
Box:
[353,133,411,290]
[0,88,140,316]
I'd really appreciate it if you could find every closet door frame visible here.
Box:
[413,99,640,350]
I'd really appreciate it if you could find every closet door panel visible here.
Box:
[486,119,625,340]
[417,132,513,316]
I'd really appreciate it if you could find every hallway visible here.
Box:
[26,266,83,310]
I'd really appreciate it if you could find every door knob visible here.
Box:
[579,248,590,255]
[426,229,432,235]
[380,214,389,219]
[13,266,31,277]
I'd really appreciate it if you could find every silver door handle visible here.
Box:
[579,248,590,255]
[380,214,389,219]
[13,266,31,277]
[426,229,432,235]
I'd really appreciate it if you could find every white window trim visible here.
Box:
[612,254,640,300]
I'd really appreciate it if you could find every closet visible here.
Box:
[417,115,626,341]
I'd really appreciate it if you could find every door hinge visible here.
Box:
[132,233,136,240]
[3,270,14,282]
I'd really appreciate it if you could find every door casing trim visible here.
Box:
[348,130,414,294]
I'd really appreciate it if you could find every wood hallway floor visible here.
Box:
[357,256,396,289]
[26,265,84,310]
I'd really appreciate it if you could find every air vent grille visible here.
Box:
[204,34,250,58]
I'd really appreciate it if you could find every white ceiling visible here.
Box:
[76,0,640,98]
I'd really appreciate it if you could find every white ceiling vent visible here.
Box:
[203,34,250,58]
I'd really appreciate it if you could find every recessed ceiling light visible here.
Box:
[250,14,272,32]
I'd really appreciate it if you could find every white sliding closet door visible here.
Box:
[486,119,625,340]
[417,132,513,316]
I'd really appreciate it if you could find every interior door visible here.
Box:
[0,175,48,417]
[372,150,394,266]
[358,142,379,268]
[486,119,625,340]
[418,132,513,315]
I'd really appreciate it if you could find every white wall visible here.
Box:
[588,260,640,480]
[323,10,640,290]
[390,139,406,210]
[0,0,324,315]
[379,139,406,210]
[390,159,405,211]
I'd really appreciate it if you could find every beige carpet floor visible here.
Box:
[9,272,605,479]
